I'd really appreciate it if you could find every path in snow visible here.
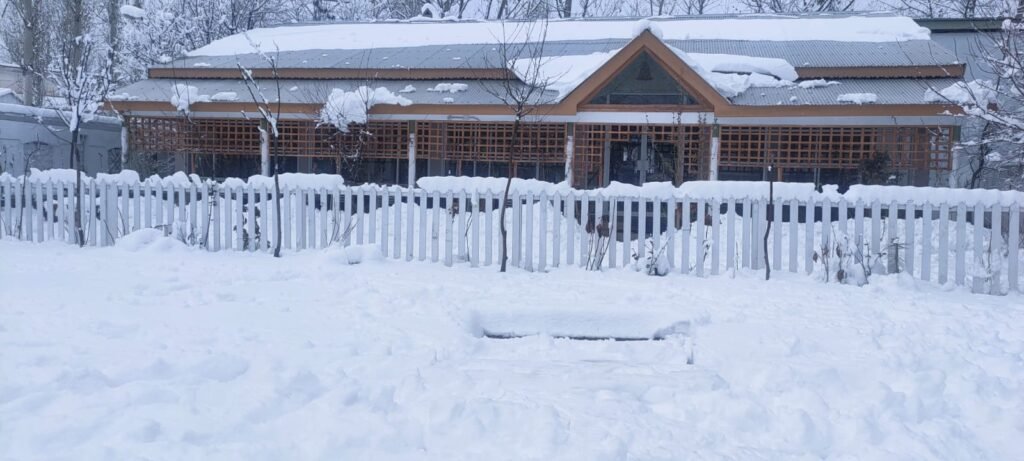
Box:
[0,237,1022,460]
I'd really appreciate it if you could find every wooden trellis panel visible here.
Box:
[718,125,953,172]
[415,121,567,163]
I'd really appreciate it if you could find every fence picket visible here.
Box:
[482,191,490,265]
[370,186,382,244]
[991,205,1003,292]
[681,197,691,273]
[805,201,815,274]
[306,189,316,249]
[417,190,427,261]
[955,203,967,284]
[44,181,54,241]
[566,192,575,266]
[652,199,661,267]
[235,186,245,250]
[552,193,562,267]
[511,191,521,268]
[887,201,899,274]
[445,192,455,267]
[772,197,782,271]
[665,199,675,271]
[524,192,534,271]
[394,188,403,258]
[1009,206,1020,292]
[726,199,736,271]
[637,197,647,269]
[405,188,414,260]
[972,203,986,293]
[472,191,481,267]
[938,203,949,284]
[458,192,468,262]
[580,195,590,268]
[212,187,221,251]
[622,197,632,268]
[381,189,390,257]
[539,194,548,270]
[352,187,362,246]
[921,203,932,282]
[905,201,916,277]
[788,199,798,273]
[431,191,440,263]
[710,200,720,275]
[740,198,750,270]
[695,199,706,277]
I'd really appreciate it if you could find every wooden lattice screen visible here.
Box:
[415,121,566,162]
[718,126,953,171]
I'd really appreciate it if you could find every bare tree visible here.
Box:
[2,0,50,106]
[930,14,1024,190]
[51,0,114,247]
[480,21,556,272]
[237,37,285,256]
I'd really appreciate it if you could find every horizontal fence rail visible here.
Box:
[1,177,1021,294]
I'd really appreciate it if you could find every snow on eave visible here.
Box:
[186,15,930,57]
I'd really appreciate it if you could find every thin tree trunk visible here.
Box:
[499,117,521,272]
[763,168,773,280]
[72,128,85,247]
[273,135,282,257]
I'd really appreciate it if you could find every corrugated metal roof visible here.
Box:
[113,77,959,107]
[161,38,959,72]
[730,78,961,106]
[111,79,558,106]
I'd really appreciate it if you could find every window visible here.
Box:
[588,51,697,105]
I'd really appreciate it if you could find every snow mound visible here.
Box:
[426,83,468,93]
[417,176,569,195]
[320,86,411,132]
[323,244,384,265]
[924,79,996,107]
[632,19,663,39]
[471,309,690,341]
[170,84,209,113]
[244,173,345,189]
[398,85,416,93]
[116,229,189,252]
[798,79,841,89]
[837,93,878,104]
[210,92,238,102]
[689,53,798,82]
[511,50,619,100]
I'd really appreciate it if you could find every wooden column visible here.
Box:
[709,124,721,181]
[408,121,417,187]
[564,122,574,186]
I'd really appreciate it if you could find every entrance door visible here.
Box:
[607,134,678,185]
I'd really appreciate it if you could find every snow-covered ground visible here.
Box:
[1,236,1022,460]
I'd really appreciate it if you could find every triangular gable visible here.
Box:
[556,30,730,112]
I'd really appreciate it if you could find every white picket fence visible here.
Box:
[1,176,1021,294]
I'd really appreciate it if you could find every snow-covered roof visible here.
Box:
[112,77,959,108]
[729,78,962,106]
[111,78,557,107]
[159,34,958,73]
[186,14,930,57]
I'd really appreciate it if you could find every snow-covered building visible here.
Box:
[109,14,965,187]
[0,103,123,176]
